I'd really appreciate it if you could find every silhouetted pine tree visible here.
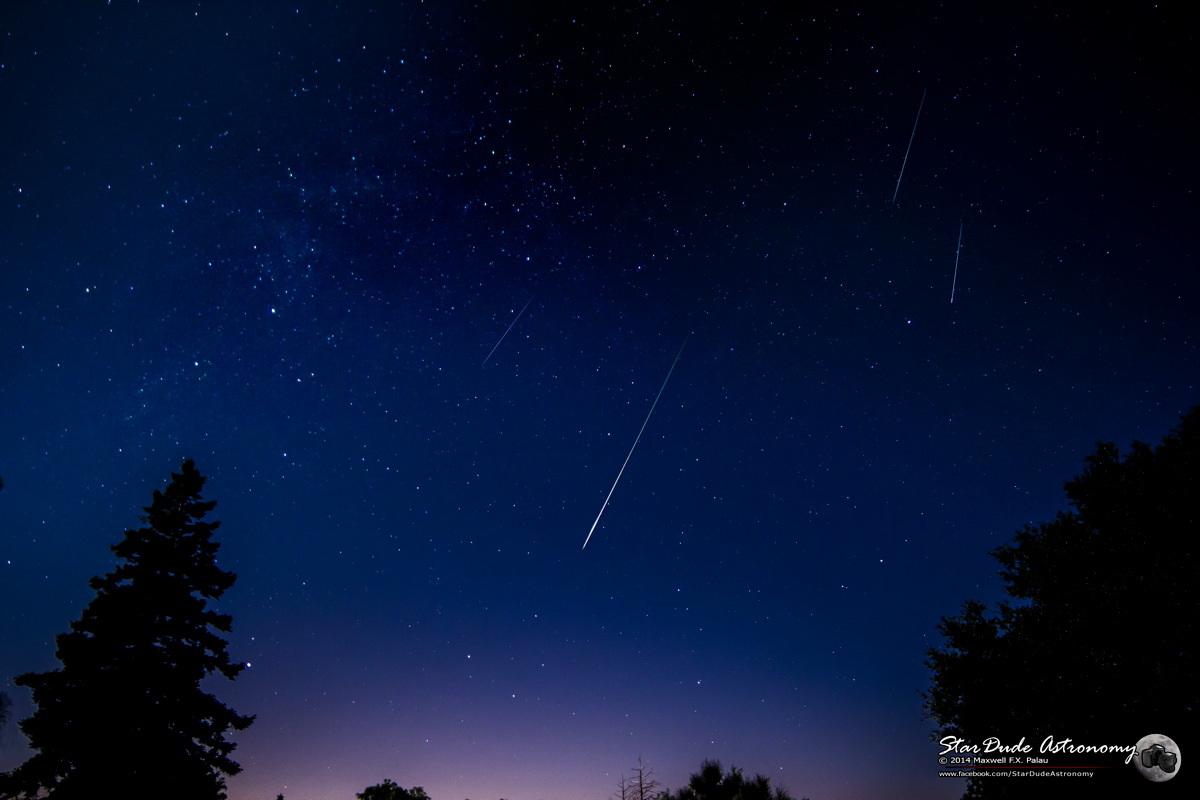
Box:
[0,460,253,800]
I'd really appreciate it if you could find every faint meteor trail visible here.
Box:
[582,337,689,550]
[481,296,533,366]
[891,88,927,203]
[950,222,963,303]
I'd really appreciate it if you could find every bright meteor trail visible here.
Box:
[582,337,689,550]
[950,221,963,303]
[482,296,533,366]
[891,88,927,203]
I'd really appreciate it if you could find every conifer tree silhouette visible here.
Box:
[0,460,253,800]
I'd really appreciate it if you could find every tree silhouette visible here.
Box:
[357,779,431,800]
[631,757,664,800]
[0,460,253,800]
[666,759,798,800]
[613,757,664,800]
[925,407,1200,798]
[614,774,631,800]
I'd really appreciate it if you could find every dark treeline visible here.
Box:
[350,760,809,800]
[0,459,811,800]
[4,408,1197,799]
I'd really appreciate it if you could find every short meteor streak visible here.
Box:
[950,222,963,303]
[582,337,688,550]
[482,296,533,366]
[891,87,927,203]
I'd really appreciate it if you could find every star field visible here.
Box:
[1,3,1196,800]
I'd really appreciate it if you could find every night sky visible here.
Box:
[1,2,1196,799]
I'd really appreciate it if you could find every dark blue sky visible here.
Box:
[1,2,1196,799]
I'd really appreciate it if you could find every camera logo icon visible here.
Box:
[1142,743,1177,773]
[1135,734,1181,783]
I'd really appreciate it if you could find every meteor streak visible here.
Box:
[950,222,962,303]
[482,296,533,366]
[891,88,927,204]
[582,337,688,550]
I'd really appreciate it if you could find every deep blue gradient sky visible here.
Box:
[1,3,1196,799]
